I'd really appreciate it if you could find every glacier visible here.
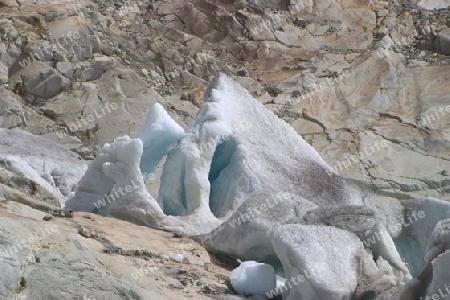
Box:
[66,102,184,216]
[62,73,450,299]
[158,73,362,223]
[0,128,87,207]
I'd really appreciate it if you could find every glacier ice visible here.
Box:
[230,261,276,297]
[423,219,450,299]
[66,102,184,216]
[400,217,450,299]
[159,73,361,224]
[172,253,185,263]
[270,224,402,300]
[270,224,361,299]
[197,191,318,262]
[137,103,185,181]
[64,103,217,234]
[66,74,404,238]
[404,197,450,255]
[302,205,410,281]
[102,135,165,226]
[65,135,165,224]
[64,141,118,212]
[58,73,450,298]
[66,133,219,233]
[0,128,87,207]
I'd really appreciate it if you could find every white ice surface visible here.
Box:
[159,73,357,228]
[230,261,276,297]
[0,128,87,207]
[66,104,183,215]
[270,225,362,300]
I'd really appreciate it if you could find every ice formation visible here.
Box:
[65,135,165,223]
[64,141,119,212]
[197,191,318,261]
[0,128,87,207]
[230,261,276,297]
[137,103,185,180]
[270,224,405,299]
[398,199,450,299]
[66,102,184,216]
[64,73,450,298]
[159,73,361,223]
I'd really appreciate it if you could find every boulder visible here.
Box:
[9,61,70,102]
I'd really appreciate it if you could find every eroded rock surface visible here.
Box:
[0,197,233,299]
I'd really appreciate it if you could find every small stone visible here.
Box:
[237,69,248,77]
[50,208,63,217]
[78,227,93,238]
[43,215,52,221]
[172,232,184,238]
[64,209,74,218]
[180,92,188,100]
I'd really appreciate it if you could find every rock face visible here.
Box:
[0,199,232,300]
[0,0,448,201]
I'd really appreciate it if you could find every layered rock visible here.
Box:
[1,0,449,202]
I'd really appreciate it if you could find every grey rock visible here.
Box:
[0,61,7,84]
[10,61,70,101]
[56,62,75,79]
[435,29,450,55]
[25,248,146,300]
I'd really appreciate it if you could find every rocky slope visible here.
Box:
[0,182,233,299]
[0,0,449,200]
